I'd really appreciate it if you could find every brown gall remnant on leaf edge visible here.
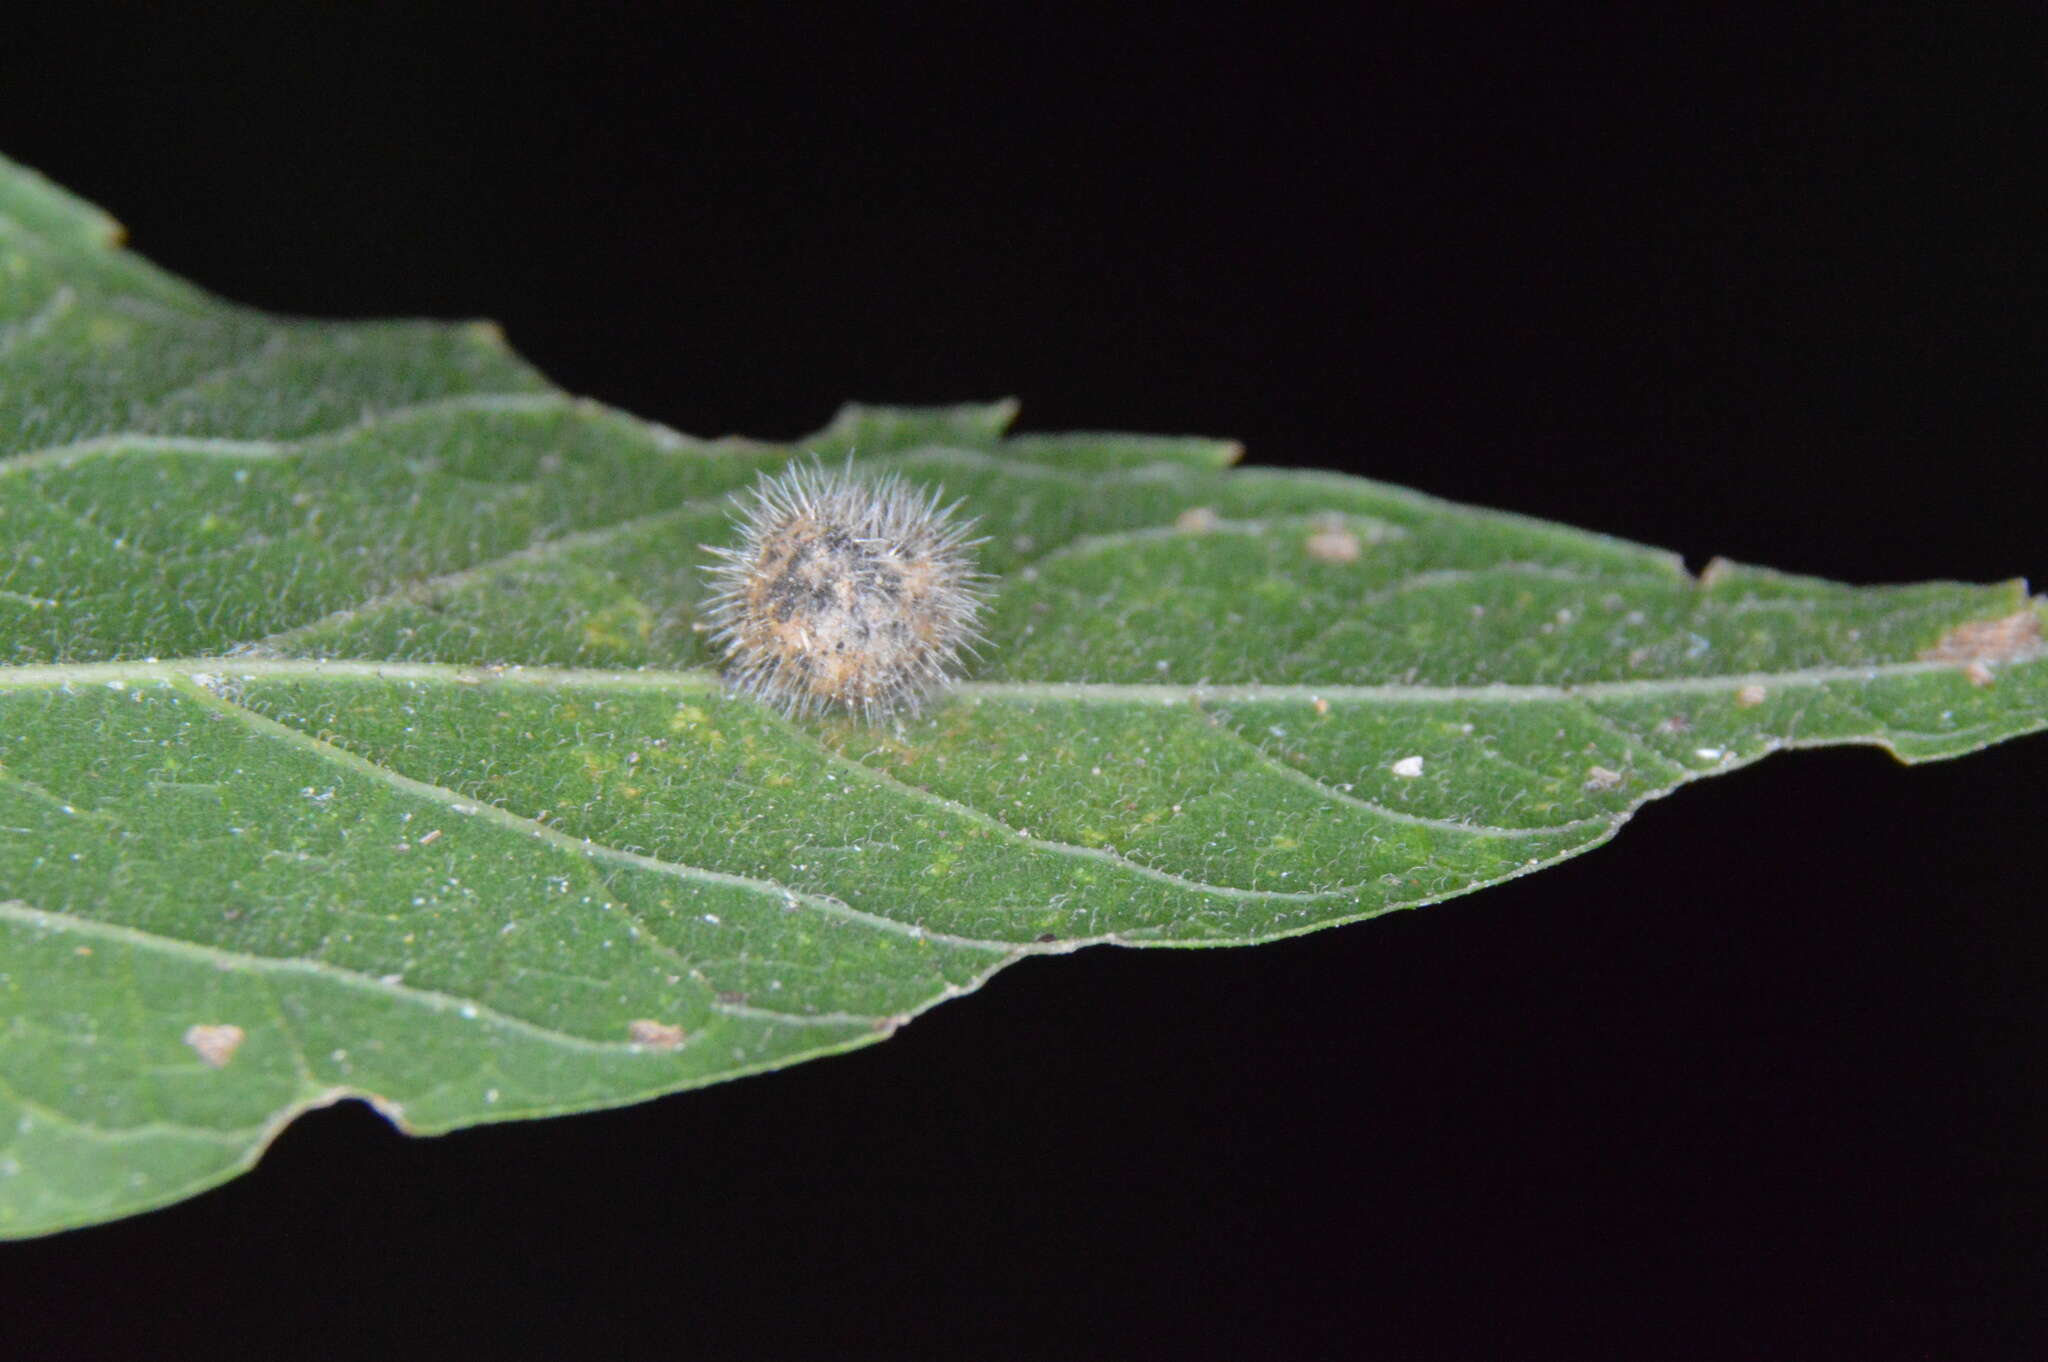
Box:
[1918,610,2042,665]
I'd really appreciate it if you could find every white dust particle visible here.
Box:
[183,1023,246,1070]
[1582,766,1624,792]
[1390,755,1425,778]
[1694,747,1727,761]
[628,1019,688,1050]
[1735,684,1767,708]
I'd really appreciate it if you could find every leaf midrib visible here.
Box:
[0,655,2032,699]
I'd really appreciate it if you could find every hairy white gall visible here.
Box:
[701,459,987,722]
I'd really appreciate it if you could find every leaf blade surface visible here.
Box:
[3,152,2043,1235]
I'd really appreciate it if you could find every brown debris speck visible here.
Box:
[1305,527,1362,564]
[183,1024,246,1070]
[1735,684,1767,708]
[627,1019,687,1050]
[1175,506,1220,534]
[1964,661,1996,688]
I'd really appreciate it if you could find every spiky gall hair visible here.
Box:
[701,459,986,722]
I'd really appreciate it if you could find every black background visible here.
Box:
[4,6,2046,1359]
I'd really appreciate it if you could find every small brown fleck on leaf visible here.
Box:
[1964,661,1996,688]
[1654,715,1690,734]
[1583,766,1625,792]
[1305,527,1362,564]
[1735,684,1767,708]
[1919,610,2043,664]
[714,990,748,1006]
[1698,556,1737,587]
[184,1024,246,1069]
[1175,506,1220,534]
[627,1019,687,1050]
[1312,697,1331,716]
[418,828,443,845]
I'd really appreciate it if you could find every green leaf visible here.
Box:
[2,149,2043,1239]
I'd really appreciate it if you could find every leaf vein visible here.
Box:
[0,898,704,1056]
[1195,708,1596,840]
[804,717,1372,901]
[172,678,1022,954]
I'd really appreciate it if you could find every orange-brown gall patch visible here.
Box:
[703,460,986,721]
[1919,610,2043,664]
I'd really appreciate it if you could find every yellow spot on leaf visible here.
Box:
[669,704,727,748]
[86,316,135,349]
[580,597,655,654]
